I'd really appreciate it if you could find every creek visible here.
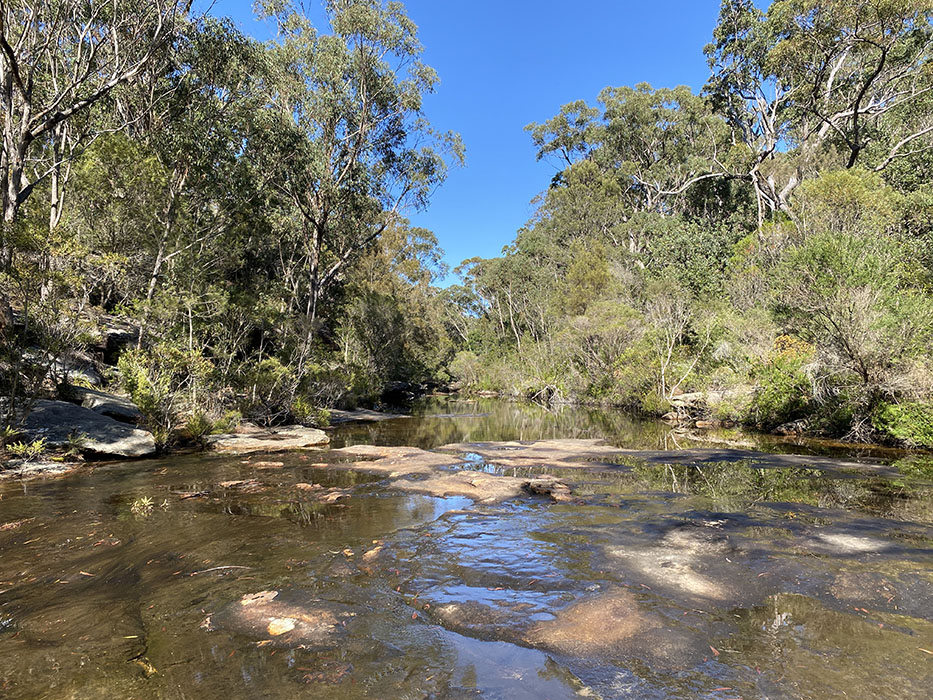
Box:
[1,397,931,699]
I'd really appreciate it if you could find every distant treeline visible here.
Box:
[448,0,933,447]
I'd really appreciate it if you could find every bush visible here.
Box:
[748,339,813,430]
[237,357,300,424]
[449,350,482,388]
[118,345,216,448]
[291,395,330,427]
[181,411,214,444]
[7,438,47,462]
[873,402,933,448]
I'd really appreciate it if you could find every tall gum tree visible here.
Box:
[705,0,933,221]
[0,0,192,269]
[256,0,462,371]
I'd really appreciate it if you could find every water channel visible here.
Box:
[1,397,931,699]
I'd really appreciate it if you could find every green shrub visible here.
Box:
[449,350,482,388]
[872,402,933,448]
[291,395,330,427]
[7,438,46,462]
[118,345,215,448]
[748,354,812,430]
[237,357,299,424]
[182,411,215,443]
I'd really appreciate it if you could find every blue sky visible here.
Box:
[212,1,726,281]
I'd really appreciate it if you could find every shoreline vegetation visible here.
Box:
[2,0,933,471]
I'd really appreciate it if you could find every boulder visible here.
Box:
[63,386,142,424]
[22,348,105,387]
[669,392,706,409]
[205,425,329,454]
[523,477,575,502]
[21,400,156,457]
[774,419,809,436]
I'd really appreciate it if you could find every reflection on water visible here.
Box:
[0,398,931,699]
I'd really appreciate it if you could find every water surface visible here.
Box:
[1,398,931,699]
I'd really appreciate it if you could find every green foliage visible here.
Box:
[182,411,215,444]
[0,426,21,448]
[64,433,87,458]
[775,230,932,394]
[7,438,47,462]
[291,395,330,428]
[237,357,300,425]
[641,215,741,296]
[873,403,933,448]
[749,355,813,430]
[118,346,215,447]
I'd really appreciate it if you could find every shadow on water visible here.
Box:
[0,398,931,699]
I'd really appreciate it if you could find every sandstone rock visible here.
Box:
[64,386,142,424]
[523,477,574,502]
[24,348,104,387]
[694,419,721,429]
[203,590,354,648]
[0,460,82,480]
[774,419,809,436]
[669,392,706,409]
[205,425,329,454]
[21,400,156,457]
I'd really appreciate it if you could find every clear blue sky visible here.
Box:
[211,1,727,281]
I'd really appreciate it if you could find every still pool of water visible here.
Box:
[1,398,931,699]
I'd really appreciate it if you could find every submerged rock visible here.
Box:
[0,460,82,480]
[21,400,156,457]
[525,589,705,667]
[203,590,355,648]
[335,445,574,503]
[205,425,329,454]
[328,408,406,425]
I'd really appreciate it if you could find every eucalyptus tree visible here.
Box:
[0,0,192,268]
[528,84,730,218]
[256,0,462,371]
[705,0,933,220]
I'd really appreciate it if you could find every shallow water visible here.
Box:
[1,398,931,699]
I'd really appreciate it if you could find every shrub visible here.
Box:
[7,438,46,462]
[872,402,933,448]
[748,351,813,430]
[291,395,330,427]
[118,345,215,448]
[182,411,215,444]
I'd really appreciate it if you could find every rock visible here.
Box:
[23,348,104,387]
[669,392,706,409]
[205,425,329,454]
[0,460,82,480]
[21,400,156,457]
[63,386,142,424]
[218,479,264,491]
[774,419,809,436]
[524,589,705,667]
[328,408,405,425]
[334,445,529,503]
[694,419,721,429]
[523,478,574,502]
[203,590,355,648]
